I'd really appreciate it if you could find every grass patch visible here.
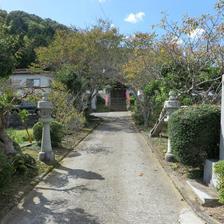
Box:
[7,128,33,144]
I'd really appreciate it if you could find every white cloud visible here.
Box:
[124,12,145,24]
[98,0,107,3]
[189,28,205,39]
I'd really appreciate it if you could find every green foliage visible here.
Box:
[0,14,17,77]
[32,122,42,144]
[55,65,88,111]
[0,33,16,77]
[49,81,86,132]
[0,150,37,189]
[18,109,33,143]
[18,109,29,123]
[132,99,145,125]
[10,153,37,175]
[132,109,144,126]
[215,161,224,203]
[168,105,220,167]
[96,95,110,112]
[0,151,13,188]
[0,90,14,113]
[33,121,65,147]
[144,80,168,124]
[129,95,135,107]
[0,9,68,69]
[97,95,105,105]
[132,80,168,127]
[55,66,85,96]
[7,129,33,144]
[36,22,123,114]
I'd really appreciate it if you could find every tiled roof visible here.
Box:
[13,69,53,77]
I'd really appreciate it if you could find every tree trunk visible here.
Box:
[0,113,16,155]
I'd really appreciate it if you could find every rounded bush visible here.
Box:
[168,104,220,167]
[33,121,65,147]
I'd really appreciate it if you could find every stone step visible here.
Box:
[187,180,218,206]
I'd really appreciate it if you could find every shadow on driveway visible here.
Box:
[3,188,101,224]
[43,166,105,188]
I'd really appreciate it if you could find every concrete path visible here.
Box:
[2,112,205,224]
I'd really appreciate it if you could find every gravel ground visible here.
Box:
[2,112,205,224]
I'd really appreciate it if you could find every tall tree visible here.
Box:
[158,8,224,102]
[122,33,164,126]
[0,19,17,77]
[2,10,68,68]
[36,21,124,111]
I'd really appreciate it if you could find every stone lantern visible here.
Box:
[38,93,55,164]
[164,91,180,161]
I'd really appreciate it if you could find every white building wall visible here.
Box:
[10,73,53,95]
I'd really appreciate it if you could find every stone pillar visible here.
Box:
[203,75,223,187]
[38,94,55,164]
[126,89,130,110]
[105,85,111,108]
[203,76,223,187]
[165,91,180,162]
[91,90,97,111]
[220,75,224,160]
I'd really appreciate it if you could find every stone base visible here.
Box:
[165,153,175,162]
[39,151,55,164]
[203,159,218,188]
[187,180,218,206]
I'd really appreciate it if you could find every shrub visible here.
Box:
[0,151,13,188]
[96,96,110,112]
[168,104,220,167]
[215,161,224,203]
[10,153,37,175]
[132,105,144,126]
[97,95,105,105]
[130,96,135,106]
[33,121,65,147]
[132,80,168,127]
[48,81,86,132]
[65,112,86,132]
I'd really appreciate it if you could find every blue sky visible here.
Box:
[0,0,217,35]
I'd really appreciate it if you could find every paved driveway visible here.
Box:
[2,112,204,224]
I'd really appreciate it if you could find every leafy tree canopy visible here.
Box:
[0,10,68,69]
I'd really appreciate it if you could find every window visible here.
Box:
[26,79,40,88]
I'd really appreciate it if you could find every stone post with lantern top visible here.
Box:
[38,93,55,164]
[164,91,180,162]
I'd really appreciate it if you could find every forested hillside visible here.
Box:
[0,10,68,76]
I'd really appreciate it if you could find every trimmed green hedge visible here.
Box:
[215,160,224,203]
[33,121,65,147]
[168,104,220,167]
